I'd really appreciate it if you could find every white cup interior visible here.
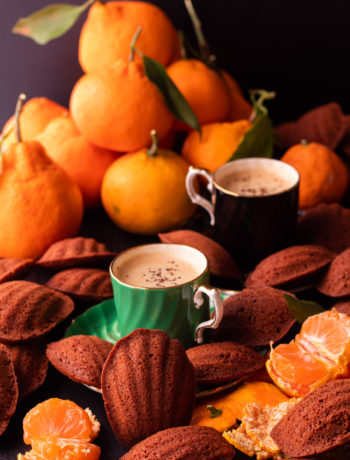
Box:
[110,243,208,288]
[214,157,299,197]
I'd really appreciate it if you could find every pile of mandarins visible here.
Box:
[1,0,349,258]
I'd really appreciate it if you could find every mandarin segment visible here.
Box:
[22,398,99,445]
[266,310,350,397]
[19,437,101,460]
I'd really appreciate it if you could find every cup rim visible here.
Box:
[109,243,209,290]
[213,157,300,198]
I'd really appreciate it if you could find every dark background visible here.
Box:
[1,1,350,459]
[1,0,350,128]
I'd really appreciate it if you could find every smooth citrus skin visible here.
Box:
[167,59,231,126]
[182,120,251,172]
[78,1,180,73]
[101,148,196,234]
[281,142,348,209]
[221,71,253,122]
[70,60,173,152]
[36,115,119,209]
[266,310,350,397]
[0,141,83,259]
[1,97,68,150]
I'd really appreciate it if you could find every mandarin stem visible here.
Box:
[184,0,211,61]
[14,93,27,143]
[128,26,142,62]
[147,130,159,157]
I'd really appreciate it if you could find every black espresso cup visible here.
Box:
[186,157,299,270]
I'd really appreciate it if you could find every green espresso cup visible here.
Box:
[109,243,224,348]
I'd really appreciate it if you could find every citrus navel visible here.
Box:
[36,115,119,209]
[167,59,231,127]
[182,120,251,172]
[70,60,173,152]
[78,1,180,73]
[1,97,68,150]
[221,71,253,122]
[101,131,196,234]
[281,141,348,209]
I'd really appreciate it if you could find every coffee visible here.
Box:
[219,167,291,197]
[115,252,199,288]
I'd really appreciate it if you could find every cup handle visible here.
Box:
[186,166,216,226]
[193,285,224,344]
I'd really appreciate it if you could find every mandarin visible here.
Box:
[0,140,83,259]
[70,59,173,152]
[182,120,251,172]
[1,97,68,150]
[167,59,231,127]
[281,141,348,209]
[19,398,101,460]
[266,310,350,397]
[221,71,253,122]
[79,1,180,73]
[36,115,119,209]
[101,131,196,234]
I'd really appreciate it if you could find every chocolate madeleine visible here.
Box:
[45,268,113,303]
[6,341,48,401]
[36,236,116,269]
[333,300,350,316]
[245,245,335,289]
[271,379,350,458]
[121,425,236,459]
[46,335,113,389]
[158,230,240,280]
[317,248,350,297]
[298,203,350,254]
[102,328,196,448]
[0,343,18,435]
[0,280,74,343]
[186,341,265,386]
[210,287,296,347]
[0,258,33,284]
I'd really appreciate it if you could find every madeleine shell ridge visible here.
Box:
[101,328,196,448]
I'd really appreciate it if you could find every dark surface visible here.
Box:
[2,1,350,126]
[0,209,248,459]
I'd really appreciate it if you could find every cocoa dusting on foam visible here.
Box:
[117,253,199,288]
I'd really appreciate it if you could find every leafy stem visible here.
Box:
[184,0,213,63]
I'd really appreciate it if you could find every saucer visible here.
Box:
[65,298,120,344]
[64,288,239,344]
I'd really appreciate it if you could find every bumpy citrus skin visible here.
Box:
[281,142,348,209]
[0,141,83,259]
[167,59,231,127]
[182,120,251,172]
[101,149,196,234]
[36,116,119,209]
[221,71,253,122]
[70,60,173,153]
[2,97,68,150]
[79,1,180,73]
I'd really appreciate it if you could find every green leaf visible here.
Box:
[12,0,94,45]
[283,294,325,324]
[142,55,201,134]
[231,112,275,161]
[206,405,222,418]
